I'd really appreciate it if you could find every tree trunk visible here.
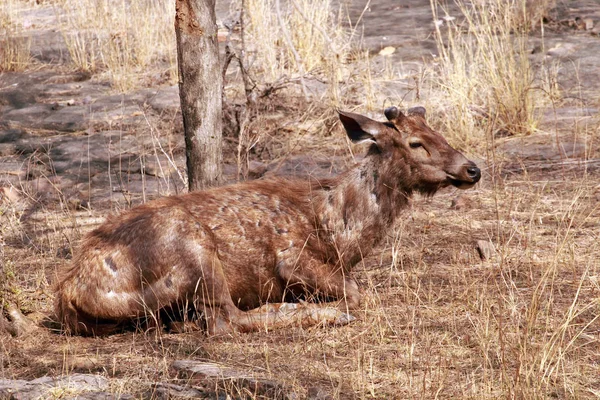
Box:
[175,0,223,191]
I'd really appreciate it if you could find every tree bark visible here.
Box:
[175,0,223,191]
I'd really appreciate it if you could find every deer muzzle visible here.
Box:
[447,161,481,189]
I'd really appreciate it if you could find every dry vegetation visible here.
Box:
[1,0,600,398]
[56,0,178,91]
[0,0,31,72]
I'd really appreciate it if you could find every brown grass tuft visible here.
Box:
[56,0,177,91]
[0,0,31,72]
[428,0,559,149]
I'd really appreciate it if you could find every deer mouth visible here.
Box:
[446,164,481,189]
[448,177,477,189]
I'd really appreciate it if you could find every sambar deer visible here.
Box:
[54,106,481,336]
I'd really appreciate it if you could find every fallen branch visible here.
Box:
[173,360,294,400]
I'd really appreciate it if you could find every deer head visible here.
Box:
[338,106,481,195]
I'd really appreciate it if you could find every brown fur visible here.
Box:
[54,107,481,335]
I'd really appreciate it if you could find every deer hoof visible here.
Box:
[334,312,356,326]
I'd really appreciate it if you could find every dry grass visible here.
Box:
[54,0,352,95]
[428,0,558,149]
[35,0,357,100]
[243,0,351,105]
[56,0,177,91]
[0,0,31,72]
[3,162,599,398]
[431,0,533,140]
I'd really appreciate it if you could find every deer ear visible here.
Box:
[338,110,381,144]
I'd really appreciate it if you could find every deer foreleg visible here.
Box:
[192,252,358,335]
[278,258,362,311]
[207,302,354,335]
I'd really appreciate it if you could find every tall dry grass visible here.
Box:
[244,0,351,105]
[0,0,31,72]
[468,173,599,398]
[429,0,558,148]
[56,0,177,91]
[52,0,351,98]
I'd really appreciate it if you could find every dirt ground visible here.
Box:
[1,0,600,399]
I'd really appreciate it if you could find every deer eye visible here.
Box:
[409,141,423,149]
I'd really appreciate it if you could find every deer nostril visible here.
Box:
[466,166,481,181]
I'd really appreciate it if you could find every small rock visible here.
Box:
[1,186,21,204]
[248,160,268,179]
[144,165,164,178]
[547,43,576,57]
[173,360,293,400]
[476,240,496,261]
[378,46,396,56]
[67,196,89,210]
[0,374,127,400]
[450,194,471,210]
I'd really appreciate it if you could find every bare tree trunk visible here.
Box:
[175,0,223,191]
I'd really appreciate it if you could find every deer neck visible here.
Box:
[315,155,412,268]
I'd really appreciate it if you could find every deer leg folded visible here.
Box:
[277,257,362,311]
[205,302,355,335]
